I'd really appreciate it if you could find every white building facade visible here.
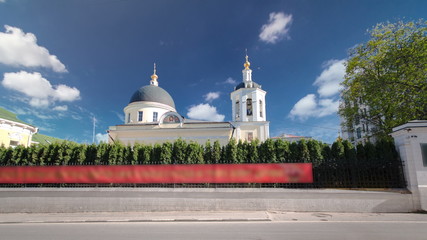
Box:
[109,55,270,146]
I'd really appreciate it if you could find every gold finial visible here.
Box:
[151,63,158,81]
[244,49,250,70]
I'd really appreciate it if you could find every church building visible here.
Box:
[108,55,269,146]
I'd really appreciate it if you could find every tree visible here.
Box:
[259,139,276,163]
[236,140,247,163]
[172,139,187,164]
[160,142,173,164]
[224,138,237,164]
[211,140,222,164]
[307,139,323,167]
[203,140,212,164]
[274,139,290,163]
[340,19,427,139]
[297,140,310,163]
[246,139,259,163]
[185,141,204,164]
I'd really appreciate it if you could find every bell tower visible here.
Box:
[230,53,269,142]
[231,54,267,122]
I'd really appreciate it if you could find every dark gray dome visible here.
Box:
[129,85,175,108]
[235,81,261,90]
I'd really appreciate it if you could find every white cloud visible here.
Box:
[288,59,346,120]
[53,105,68,111]
[96,133,108,144]
[259,12,293,44]
[289,94,338,120]
[0,25,67,72]
[187,103,225,122]
[314,60,346,97]
[224,77,237,85]
[2,71,80,108]
[216,77,237,85]
[53,84,80,101]
[204,92,220,102]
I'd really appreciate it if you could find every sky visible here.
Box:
[0,0,426,144]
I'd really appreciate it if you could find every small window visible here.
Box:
[354,115,360,125]
[153,112,158,122]
[138,111,143,122]
[259,100,263,118]
[246,98,253,116]
[247,132,253,142]
[356,127,362,139]
[127,113,131,123]
[9,140,19,148]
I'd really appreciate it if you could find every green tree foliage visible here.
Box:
[134,144,152,164]
[341,19,427,139]
[151,143,161,165]
[211,140,222,164]
[224,138,237,164]
[185,141,204,164]
[331,140,345,163]
[289,142,299,162]
[259,139,276,163]
[342,140,357,164]
[203,140,212,164]
[297,140,310,163]
[246,139,259,163]
[160,142,173,164]
[97,143,110,165]
[172,139,187,164]
[236,140,247,163]
[321,144,332,162]
[274,139,290,163]
[307,140,323,167]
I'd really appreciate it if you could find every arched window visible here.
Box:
[138,111,143,122]
[259,100,263,118]
[246,98,253,116]
[235,101,240,118]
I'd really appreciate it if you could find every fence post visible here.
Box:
[391,120,427,211]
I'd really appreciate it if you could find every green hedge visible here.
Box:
[0,138,399,167]
[0,138,406,188]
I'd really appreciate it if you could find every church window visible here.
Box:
[127,113,131,123]
[153,112,158,122]
[246,98,253,116]
[138,111,143,122]
[247,132,253,142]
[163,114,180,124]
[235,101,240,118]
[259,100,263,118]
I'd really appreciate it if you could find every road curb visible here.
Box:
[0,218,271,224]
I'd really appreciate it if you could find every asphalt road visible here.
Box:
[1,221,427,240]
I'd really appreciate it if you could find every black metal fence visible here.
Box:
[0,139,407,189]
[0,158,406,189]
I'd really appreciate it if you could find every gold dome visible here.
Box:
[244,54,251,69]
[151,63,158,81]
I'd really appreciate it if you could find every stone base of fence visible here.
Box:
[0,188,415,213]
[392,120,427,211]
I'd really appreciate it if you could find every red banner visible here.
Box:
[0,163,313,184]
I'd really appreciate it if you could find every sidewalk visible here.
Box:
[1,211,426,224]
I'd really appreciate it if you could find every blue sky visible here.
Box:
[0,0,426,144]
